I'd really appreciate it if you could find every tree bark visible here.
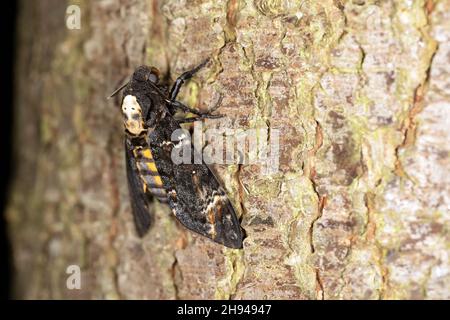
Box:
[8,0,450,299]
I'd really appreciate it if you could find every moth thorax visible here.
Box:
[122,95,145,135]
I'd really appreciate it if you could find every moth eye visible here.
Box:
[148,73,158,83]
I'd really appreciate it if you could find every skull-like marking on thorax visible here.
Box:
[122,95,145,135]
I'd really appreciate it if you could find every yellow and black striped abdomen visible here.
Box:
[133,147,167,203]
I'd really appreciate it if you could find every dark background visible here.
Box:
[1,2,17,299]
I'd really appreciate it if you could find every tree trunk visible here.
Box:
[8,0,449,299]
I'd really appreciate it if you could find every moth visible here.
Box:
[110,59,244,249]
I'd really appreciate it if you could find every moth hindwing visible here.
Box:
[118,61,244,249]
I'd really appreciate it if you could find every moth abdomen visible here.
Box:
[133,146,168,203]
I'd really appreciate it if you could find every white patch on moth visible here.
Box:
[161,140,173,147]
[208,223,216,237]
[122,95,145,135]
[224,215,234,227]
[192,170,196,174]
[202,194,227,216]
[173,133,190,149]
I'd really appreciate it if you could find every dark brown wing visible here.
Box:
[148,115,243,248]
[125,139,154,237]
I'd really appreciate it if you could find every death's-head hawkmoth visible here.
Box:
[111,59,244,249]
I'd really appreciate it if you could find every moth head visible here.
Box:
[108,66,160,100]
[121,95,146,136]
[132,65,160,83]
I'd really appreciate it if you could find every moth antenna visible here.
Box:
[107,81,129,100]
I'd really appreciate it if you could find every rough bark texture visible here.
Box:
[7,0,450,299]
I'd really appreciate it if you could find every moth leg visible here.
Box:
[169,58,210,101]
[170,92,223,117]
[169,100,209,116]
